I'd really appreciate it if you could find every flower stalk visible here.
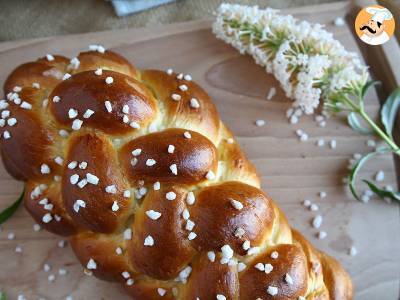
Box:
[359,109,399,153]
[334,84,399,154]
[213,4,400,202]
[213,4,368,119]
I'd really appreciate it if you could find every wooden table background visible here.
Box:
[0,2,399,299]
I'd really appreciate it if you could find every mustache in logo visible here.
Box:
[360,25,376,34]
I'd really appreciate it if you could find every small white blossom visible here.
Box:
[212,4,367,116]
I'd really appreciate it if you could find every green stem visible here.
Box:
[359,109,400,154]
[342,95,360,111]
[342,93,400,154]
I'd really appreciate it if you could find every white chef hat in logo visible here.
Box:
[365,7,393,24]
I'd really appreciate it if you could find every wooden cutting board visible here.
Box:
[0,2,399,299]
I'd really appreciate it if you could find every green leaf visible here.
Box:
[381,87,400,139]
[0,291,6,300]
[348,148,390,201]
[363,180,400,202]
[347,112,373,135]
[0,189,24,225]
[360,80,380,99]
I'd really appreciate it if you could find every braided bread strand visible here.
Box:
[1,49,352,299]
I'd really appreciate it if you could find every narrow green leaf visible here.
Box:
[348,148,390,201]
[363,180,400,202]
[360,80,380,99]
[347,112,373,135]
[381,87,400,139]
[0,189,24,225]
[0,291,6,300]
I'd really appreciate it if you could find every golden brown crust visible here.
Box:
[24,180,78,236]
[70,232,133,281]
[124,279,175,300]
[63,132,132,233]
[128,185,195,280]
[239,244,308,299]
[0,92,55,180]
[50,70,157,135]
[320,254,353,300]
[4,56,68,94]
[292,229,353,299]
[191,181,275,255]
[76,51,138,78]
[183,252,239,299]
[141,69,220,141]
[217,124,261,187]
[119,128,218,185]
[1,49,353,299]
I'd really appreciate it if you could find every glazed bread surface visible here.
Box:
[1,49,352,299]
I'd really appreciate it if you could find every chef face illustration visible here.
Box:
[360,18,386,38]
[356,6,395,46]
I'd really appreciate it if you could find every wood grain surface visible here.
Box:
[0,2,399,299]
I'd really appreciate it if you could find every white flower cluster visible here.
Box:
[213,3,368,116]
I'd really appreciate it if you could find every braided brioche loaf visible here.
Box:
[1,48,352,299]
